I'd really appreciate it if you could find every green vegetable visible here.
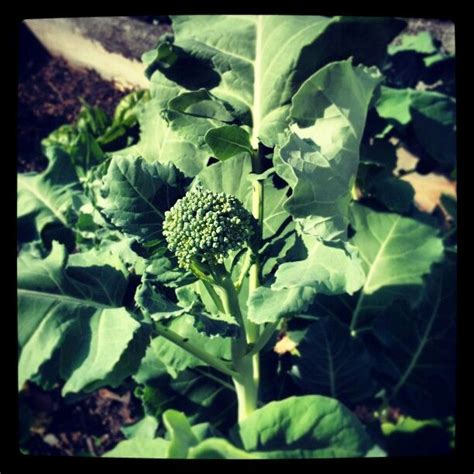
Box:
[163,186,255,270]
[17,15,455,459]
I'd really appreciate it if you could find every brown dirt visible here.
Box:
[21,382,143,457]
[17,28,130,173]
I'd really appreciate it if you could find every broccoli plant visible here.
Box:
[17,15,456,459]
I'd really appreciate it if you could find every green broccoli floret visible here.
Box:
[163,186,255,270]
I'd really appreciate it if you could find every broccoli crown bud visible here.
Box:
[163,186,254,269]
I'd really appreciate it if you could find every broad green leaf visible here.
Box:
[371,262,456,418]
[247,286,317,325]
[163,409,199,458]
[248,234,365,324]
[137,76,210,177]
[103,437,170,458]
[18,147,82,244]
[375,87,456,164]
[349,203,444,330]
[97,237,148,275]
[205,125,252,161]
[165,15,403,147]
[189,438,258,459]
[176,285,240,338]
[147,316,231,378]
[197,156,252,205]
[102,155,185,243]
[380,415,453,456]
[142,252,195,288]
[370,177,415,213]
[66,245,128,302]
[60,307,140,396]
[259,180,291,240]
[272,234,365,294]
[17,242,140,393]
[235,395,373,458]
[388,31,437,55]
[198,159,290,241]
[121,415,159,440]
[410,91,456,164]
[375,86,413,127]
[275,60,381,240]
[133,337,169,385]
[135,280,191,322]
[165,90,236,151]
[290,317,376,404]
[136,368,236,429]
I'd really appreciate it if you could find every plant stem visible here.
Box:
[217,273,259,421]
[235,249,254,292]
[201,279,225,313]
[193,367,236,392]
[245,322,278,358]
[246,146,265,394]
[153,321,239,379]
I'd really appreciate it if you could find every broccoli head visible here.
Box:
[163,186,255,270]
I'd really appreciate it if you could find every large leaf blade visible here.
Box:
[348,203,444,330]
[17,242,142,393]
[235,395,374,458]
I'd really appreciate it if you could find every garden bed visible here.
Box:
[17,15,457,459]
[17,24,130,173]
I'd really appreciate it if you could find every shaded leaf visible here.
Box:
[235,395,374,458]
[371,262,456,418]
[163,409,199,458]
[103,437,169,458]
[18,147,83,245]
[102,155,185,243]
[205,125,252,161]
[17,242,140,393]
[291,317,376,404]
[348,203,444,330]
[189,438,258,459]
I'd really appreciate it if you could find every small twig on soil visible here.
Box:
[85,436,97,457]
[46,79,65,103]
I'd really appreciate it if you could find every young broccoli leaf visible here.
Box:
[102,155,186,243]
[17,242,144,394]
[162,15,403,147]
[248,234,365,324]
[18,146,83,245]
[290,316,376,405]
[234,395,374,458]
[275,60,382,241]
[371,261,456,418]
[348,203,444,331]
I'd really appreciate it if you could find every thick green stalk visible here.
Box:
[153,321,239,379]
[217,273,259,421]
[247,146,265,393]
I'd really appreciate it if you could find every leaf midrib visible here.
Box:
[391,287,442,399]
[351,215,401,330]
[251,14,263,148]
[115,161,165,220]
[18,288,112,310]
[18,175,68,226]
